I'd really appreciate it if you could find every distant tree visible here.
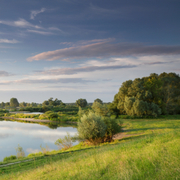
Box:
[19,102,26,108]
[5,102,10,107]
[54,98,62,106]
[10,98,19,107]
[1,102,5,108]
[76,98,87,108]
[42,100,49,106]
[94,98,103,104]
[92,101,111,117]
[48,97,54,106]
[31,102,37,107]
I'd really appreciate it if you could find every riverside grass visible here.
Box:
[0,118,180,180]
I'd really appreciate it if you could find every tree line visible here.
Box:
[109,72,180,117]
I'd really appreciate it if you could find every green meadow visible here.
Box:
[0,116,180,180]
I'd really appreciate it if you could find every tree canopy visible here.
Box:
[110,72,180,116]
[76,98,87,108]
[10,98,19,107]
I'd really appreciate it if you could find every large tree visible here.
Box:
[10,98,19,107]
[111,72,180,116]
[94,98,103,104]
[76,98,87,108]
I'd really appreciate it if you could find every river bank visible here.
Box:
[0,116,77,124]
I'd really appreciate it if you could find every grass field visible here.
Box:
[0,116,180,180]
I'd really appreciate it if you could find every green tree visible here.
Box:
[94,98,103,104]
[76,98,87,108]
[5,102,10,107]
[92,101,111,117]
[10,98,19,107]
[19,102,26,108]
[1,102,5,108]
[124,97,161,117]
[42,100,49,106]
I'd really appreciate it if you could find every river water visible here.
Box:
[0,120,78,161]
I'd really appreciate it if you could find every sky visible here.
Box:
[0,0,180,103]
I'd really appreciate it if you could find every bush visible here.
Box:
[3,155,17,162]
[55,133,73,150]
[15,144,25,159]
[77,111,107,143]
[28,152,43,157]
[103,117,122,141]
[47,112,59,120]
[40,144,49,154]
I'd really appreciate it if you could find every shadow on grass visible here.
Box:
[124,126,180,132]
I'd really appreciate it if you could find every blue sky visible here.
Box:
[0,0,180,103]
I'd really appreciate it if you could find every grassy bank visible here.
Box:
[0,117,180,180]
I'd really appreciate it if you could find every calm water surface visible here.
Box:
[0,120,77,161]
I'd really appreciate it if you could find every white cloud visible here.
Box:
[0,39,19,44]
[30,8,46,20]
[27,29,53,35]
[0,18,42,29]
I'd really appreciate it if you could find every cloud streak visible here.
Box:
[27,41,180,61]
[0,18,42,29]
[27,29,53,35]
[0,78,94,85]
[37,64,137,75]
[30,8,46,20]
[0,39,19,44]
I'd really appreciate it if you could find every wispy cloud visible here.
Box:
[0,39,19,44]
[0,78,94,85]
[36,64,137,75]
[27,40,180,62]
[0,18,42,29]
[89,4,119,15]
[30,8,46,20]
[27,29,53,35]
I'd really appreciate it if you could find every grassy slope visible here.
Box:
[0,117,180,180]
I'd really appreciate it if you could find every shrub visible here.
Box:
[40,144,49,154]
[28,152,43,157]
[15,144,25,158]
[47,112,59,120]
[103,117,122,141]
[39,114,48,119]
[3,155,17,162]
[77,111,107,143]
[55,132,73,150]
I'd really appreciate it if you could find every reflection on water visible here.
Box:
[0,120,77,161]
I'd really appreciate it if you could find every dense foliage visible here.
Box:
[92,101,111,117]
[3,155,17,162]
[110,72,180,116]
[10,98,19,107]
[77,111,121,143]
[77,111,107,142]
[76,98,87,108]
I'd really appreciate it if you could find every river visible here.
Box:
[0,119,78,161]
